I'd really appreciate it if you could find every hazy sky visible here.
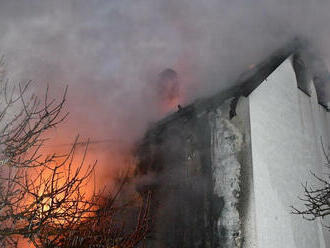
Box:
[1,0,330,182]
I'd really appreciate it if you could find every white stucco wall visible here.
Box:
[248,58,330,248]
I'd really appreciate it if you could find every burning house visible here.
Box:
[135,39,330,247]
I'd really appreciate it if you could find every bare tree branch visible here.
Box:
[0,74,151,248]
[291,138,330,228]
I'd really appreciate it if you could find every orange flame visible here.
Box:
[19,152,136,247]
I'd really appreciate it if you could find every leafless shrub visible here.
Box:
[56,190,152,248]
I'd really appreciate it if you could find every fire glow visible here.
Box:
[16,65,185,247]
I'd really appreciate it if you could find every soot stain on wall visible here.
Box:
[135,97,247,247]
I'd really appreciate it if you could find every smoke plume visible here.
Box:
[0,0,330,185]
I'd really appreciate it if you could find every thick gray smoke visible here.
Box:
[0,0,330,183]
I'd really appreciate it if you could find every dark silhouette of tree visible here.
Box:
[0,62,151,248]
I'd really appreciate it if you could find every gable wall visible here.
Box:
[248,58,330,248]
